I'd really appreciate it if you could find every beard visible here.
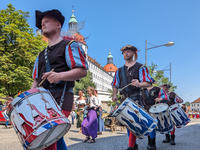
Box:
[124,55,133,61]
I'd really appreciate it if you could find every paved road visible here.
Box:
[0,118,200,150]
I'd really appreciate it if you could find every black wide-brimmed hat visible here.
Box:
[35,9,65,29]
[160,83,171,89]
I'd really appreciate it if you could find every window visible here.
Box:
[198,104,199,106]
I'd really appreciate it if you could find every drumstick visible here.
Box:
[119,83,132,92]
[38,69,54,87]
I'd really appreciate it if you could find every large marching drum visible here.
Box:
[169,103,190,128]
[7,88,71,150]
[112,98,158,139]
[149,103,174,134]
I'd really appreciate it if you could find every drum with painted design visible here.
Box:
[70,111,77,119]
[169,104,190,128]
[7,87,71,150]
[149,103,174,134]
[112,98,158,139]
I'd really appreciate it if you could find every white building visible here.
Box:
[66,9,118,101]
[190,98,200,112]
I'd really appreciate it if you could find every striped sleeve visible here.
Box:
[111,70,120,88]
[139,66,155,83]
[32,56,39,79]
[65,41,88,69]
[158,89,169,100]
[175,95,183,103]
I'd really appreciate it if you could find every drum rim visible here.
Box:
[149,103,169,114]
[112,98,131,117]
[169,103,180,110]
[8,90,54,117]
[25,121,71,150]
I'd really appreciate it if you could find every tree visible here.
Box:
[73,71,96,95]
[185,101,190,107]
[148,63,177,91]
[0,4,47,97]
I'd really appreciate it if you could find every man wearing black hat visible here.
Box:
[32,9,88,150]
[111,45,154,150]
[160,84,183,146]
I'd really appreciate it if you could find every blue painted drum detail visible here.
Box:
[112,98,158,139]
[169,104,191,128]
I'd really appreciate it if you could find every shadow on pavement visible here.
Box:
[68,137,83,142]
[67,134,128,150]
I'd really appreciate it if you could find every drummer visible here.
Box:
[157,84,183,146]
[111,45,154,150]
[32,9,88,150]
[141,84,160,150]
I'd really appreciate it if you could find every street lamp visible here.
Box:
[153,62,172,83]
[145,40,174,65]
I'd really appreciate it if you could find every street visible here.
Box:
[0,118,200,150]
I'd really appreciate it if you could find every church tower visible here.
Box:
[103,49,117,76]
[68,9,78,31]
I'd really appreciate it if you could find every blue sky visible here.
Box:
[1,0,200,103]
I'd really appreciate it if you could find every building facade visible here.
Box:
[190,98,200,112]
[65,9,117,94]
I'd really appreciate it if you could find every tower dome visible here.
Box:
[103,49,117,76]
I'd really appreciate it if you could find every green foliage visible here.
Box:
[148,63,177,91]
[185,101,190,107]
[73,71,96,95]
[0,4,47,97]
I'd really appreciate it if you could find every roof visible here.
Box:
[103,64,118,72]
[68,10,78,24]
[62,32,86,44]
[191,97,200,103]
[87,55,104,70]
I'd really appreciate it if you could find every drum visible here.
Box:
[169,104,191,128]
[112,98,158,139]
[2,110,9,121]
[149,103,174,134]
[7,87,71,150]
[70,111,77,119]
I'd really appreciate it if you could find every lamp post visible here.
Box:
[145,40,174,65]
[153,62,172,83]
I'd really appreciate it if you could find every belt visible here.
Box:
[49,86,73,93]
[121,93,139,100]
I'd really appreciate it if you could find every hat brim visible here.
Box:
[160,84,171,88]
[35,10,65,29]
[36,10,45,29]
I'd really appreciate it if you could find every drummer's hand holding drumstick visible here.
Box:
[131,79,151,88]
[131,79,140,87]
[42,69,59,84]
[155,98,163,103]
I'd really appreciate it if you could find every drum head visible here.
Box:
[169,103,180,110]
[149,103,169,114]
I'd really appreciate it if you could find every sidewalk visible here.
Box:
[0,118,200,150]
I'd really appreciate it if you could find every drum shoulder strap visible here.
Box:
[121,66,131,93]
